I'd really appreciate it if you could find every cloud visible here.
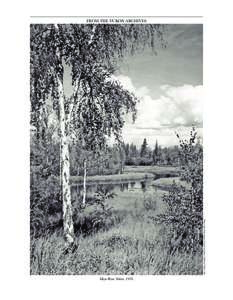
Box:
[159,84,203,127]
[116,74,150,98]
[116,75,203,146]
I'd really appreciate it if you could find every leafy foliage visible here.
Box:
[30,131,61,237]
[72,185,115,235]
[30,24,165,140]
[30,172,61,237]
[151,128,203,254]
[94,185,116,210]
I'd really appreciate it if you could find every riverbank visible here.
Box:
[124,165,180,178]
[70,172,154,185]
[152,177,190,191]
[71,165,180,185]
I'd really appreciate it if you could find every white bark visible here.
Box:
[88,25,97,45]
[54,23,75,248]
[57,75,75,246]
[82,159,87,206]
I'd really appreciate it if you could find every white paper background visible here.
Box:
[1,1,233,299]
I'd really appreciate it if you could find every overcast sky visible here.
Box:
[117,24,203,147]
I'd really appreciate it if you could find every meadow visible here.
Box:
[30,174,203,275]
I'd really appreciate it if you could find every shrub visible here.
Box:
[30,173,61,238]
[152,127,203,254]
[73,185,115,235]
[139,157,153,166]
[143,195,157,211]
[30,133,61,238]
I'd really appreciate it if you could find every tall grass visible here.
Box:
[31,191,203,275]
[30,132,203,276]
[31,230,203,275]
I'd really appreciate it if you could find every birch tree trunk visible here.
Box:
[82,159,87,206]
[57,76,75,247]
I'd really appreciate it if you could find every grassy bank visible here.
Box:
[152,177,191,191]
[71,172,154,185]
[124,165,180,178]
[31,187,203,275]
[70,166,179,185]
[31,230,202,275]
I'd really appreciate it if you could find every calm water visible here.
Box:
[71,178,165,203]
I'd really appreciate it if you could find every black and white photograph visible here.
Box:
[30,20,203,275]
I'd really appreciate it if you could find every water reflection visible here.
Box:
[97,183,114,192]
[120,182,129,192]
[140,181,147,193]
[130,182,135,189]
[71,178,155,202]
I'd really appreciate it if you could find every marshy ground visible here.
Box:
[30,166,203,275]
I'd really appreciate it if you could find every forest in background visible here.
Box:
[31,132,181,178]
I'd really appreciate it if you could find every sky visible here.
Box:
[116,24,203,147]
[63,24,203,147]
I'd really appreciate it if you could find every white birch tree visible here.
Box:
[30,24,165,249]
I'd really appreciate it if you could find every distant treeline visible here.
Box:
[123,138,180,167]
[31,131,180,181]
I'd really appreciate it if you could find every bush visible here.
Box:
[138,157,153,166]
[152,128,203,254]
[30,133,61,238]
[143,195,157,211]
[30,173,61,238]
[125,157,138,166]
[73,185,115,235]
